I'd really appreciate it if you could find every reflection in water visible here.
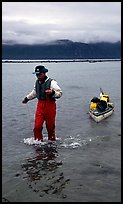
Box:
[21,143,70,198]
[22,143,61,181]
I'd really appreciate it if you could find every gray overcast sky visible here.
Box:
[2,2,121,45]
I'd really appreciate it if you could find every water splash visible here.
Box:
[23,137,60,146]
[23,137,46,146]
[23,135,93,149]
[60,134,92,149]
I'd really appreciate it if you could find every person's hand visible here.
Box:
[45,89,55,95]
[22,97,29,104]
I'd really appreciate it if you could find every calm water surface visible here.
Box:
[2,61,121,202]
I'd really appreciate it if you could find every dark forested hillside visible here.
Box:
[2,40,121,60]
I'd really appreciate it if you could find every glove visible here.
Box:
[22,97,29,104]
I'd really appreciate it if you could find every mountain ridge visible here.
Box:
[2,39,121,60]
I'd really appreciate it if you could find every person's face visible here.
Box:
[36,72,46,80]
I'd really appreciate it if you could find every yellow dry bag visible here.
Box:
[90,102,97,110]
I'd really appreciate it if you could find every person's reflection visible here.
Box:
[22,143,62,181]
[21,143,70,197]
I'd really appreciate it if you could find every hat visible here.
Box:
[32,65,48,74]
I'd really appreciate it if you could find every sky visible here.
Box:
[2,2,121,45]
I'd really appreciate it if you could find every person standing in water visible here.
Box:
[22,65,62,141]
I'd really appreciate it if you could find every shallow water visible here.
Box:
[2,61,121,202]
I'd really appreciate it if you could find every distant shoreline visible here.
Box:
[2,59,121,63]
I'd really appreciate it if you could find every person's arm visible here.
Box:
[50,80,62,99]
[22,84,36,103]
[26,89,36,100]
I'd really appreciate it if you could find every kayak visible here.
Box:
[89,88,114,122]
[89,102,114,122]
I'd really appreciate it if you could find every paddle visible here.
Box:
[100,87,104,94]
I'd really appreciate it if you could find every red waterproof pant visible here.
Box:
[33,99,56,141]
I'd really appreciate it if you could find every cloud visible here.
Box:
[2,2,121,44]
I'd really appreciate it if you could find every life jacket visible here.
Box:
[100,94,110,102]
[35,78,53,100]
